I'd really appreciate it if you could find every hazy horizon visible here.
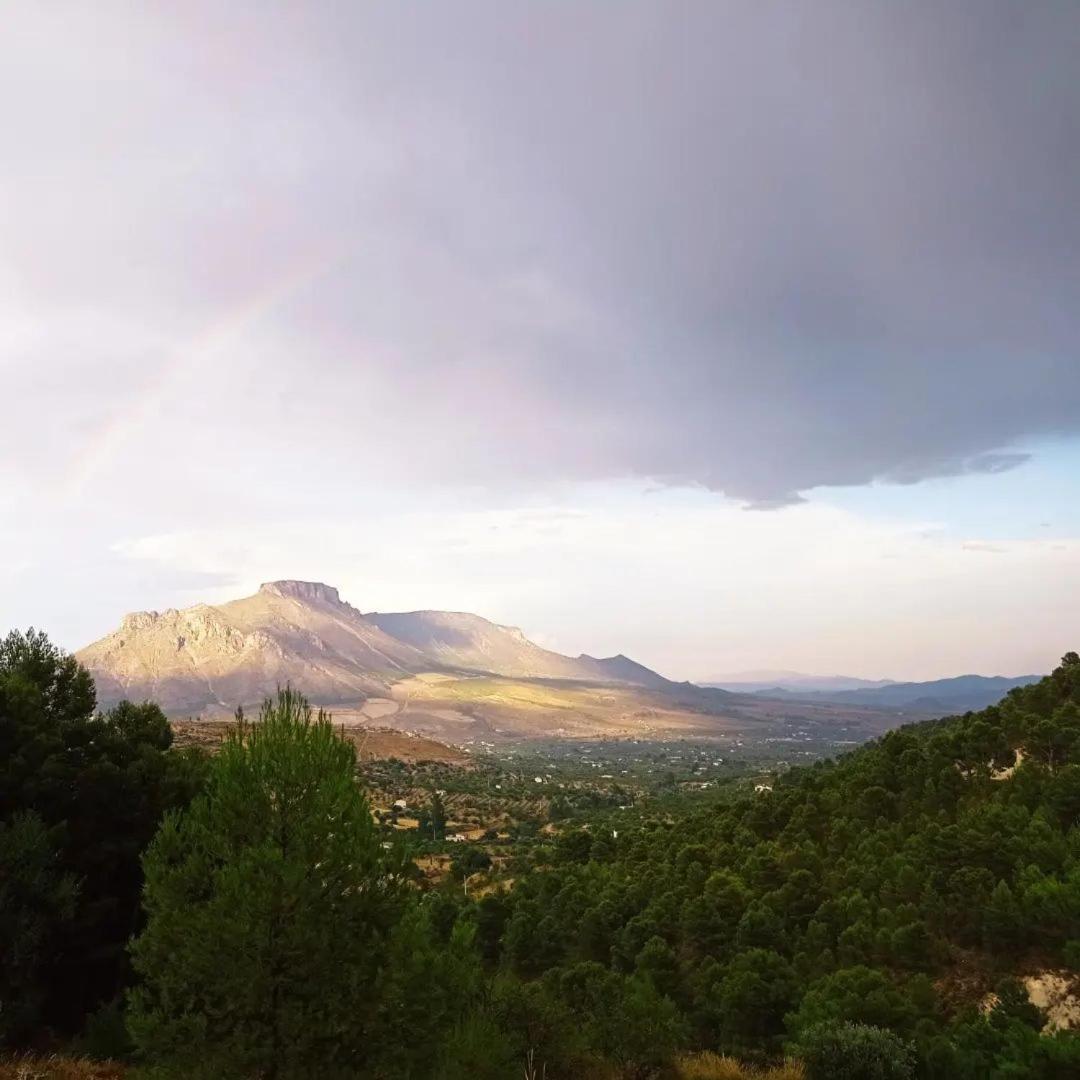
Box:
[4,2,1078,683]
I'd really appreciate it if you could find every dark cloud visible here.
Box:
[4,1,1079,506]
[966,453,1033,477]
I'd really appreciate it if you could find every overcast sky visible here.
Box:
[3,2,1078,680]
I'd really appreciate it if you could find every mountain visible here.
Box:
[705,671,895,693]
[365,609,671,688]
[77,580,923,745]
[746,672,1042,713]
[78,581,427,713]
[77,580,671,715]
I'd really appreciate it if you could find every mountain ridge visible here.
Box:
[740,672,1043,712]
[364,608,672,689]
[705,671,896,693]
[77,580,672,715]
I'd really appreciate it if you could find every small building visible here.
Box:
[392,798,408,811]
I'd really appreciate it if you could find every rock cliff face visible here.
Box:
[78,581,669,714]
[79,582,427,713]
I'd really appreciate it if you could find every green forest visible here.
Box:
[4,628,1080,1078]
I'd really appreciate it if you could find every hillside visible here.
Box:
[494,653,1080,1075]
[365,609,671,687]
[77,580,674,717]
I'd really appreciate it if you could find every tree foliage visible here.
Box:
[8,630,1080,1077]
[0,629,203,1039]
[489,654,1080,1075]
[128,688,485,1079]
[796,1022,916,1080]
[0,812,77,1043]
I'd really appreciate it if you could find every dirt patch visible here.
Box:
[974,967,1080,1032]
[1025,971,1080,1031]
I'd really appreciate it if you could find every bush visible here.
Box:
[674,1052,805,1079]
[675,1053,759,1079]
[451,844,492,881]
[77,1001,132,1063]
[796,1022,916,1080]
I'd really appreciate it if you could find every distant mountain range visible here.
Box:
[78,580,672,715]
[77,580,1029,742]
[706,671,1042,713]
[705,671,896,694]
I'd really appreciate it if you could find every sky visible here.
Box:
[2,2,1078,682]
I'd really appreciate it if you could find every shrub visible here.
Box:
[796,1023,915,1080]
[77,1001,132,1063]
[675,1052,754,1079]
[674,1052,805,1080]
[761,1065,807,1080]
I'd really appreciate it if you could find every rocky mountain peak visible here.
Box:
[121,610,160,632]
[259,580,342,606]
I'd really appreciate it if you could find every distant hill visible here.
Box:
[742,672,1042,713]
[77,580,672,715]
[706,671,895,694]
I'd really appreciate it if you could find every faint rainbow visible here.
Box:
[65,247,340,496]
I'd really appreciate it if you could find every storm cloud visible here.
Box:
[3,1,1079,506]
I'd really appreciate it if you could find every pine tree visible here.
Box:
[0,812,77,1043]
[128,689,411,1079]
[984,879,1024,952]
[369,908,484,1078]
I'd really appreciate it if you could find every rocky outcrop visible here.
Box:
[258,580,342,605]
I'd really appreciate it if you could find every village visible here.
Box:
[355,737,796,891]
